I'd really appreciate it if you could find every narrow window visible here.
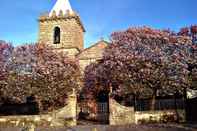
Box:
[54,27,60,44]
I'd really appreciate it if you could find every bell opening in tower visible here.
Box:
[54,27,61,44]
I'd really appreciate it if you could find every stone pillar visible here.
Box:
[67,89,77,126]
[51,89,77,127]
[29,125,35,131]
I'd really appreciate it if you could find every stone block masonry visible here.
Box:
[109,98,135,125]
[38,12,85,57]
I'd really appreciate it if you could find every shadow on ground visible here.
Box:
[38,125,197,131]
[1,124,197,131]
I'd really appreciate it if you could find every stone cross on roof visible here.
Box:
[49,0,73,17]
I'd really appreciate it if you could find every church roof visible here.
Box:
[49,0,73,17]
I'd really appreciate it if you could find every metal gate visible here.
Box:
[97,102,109,124]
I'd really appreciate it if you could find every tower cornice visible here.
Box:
[39,12,86,32]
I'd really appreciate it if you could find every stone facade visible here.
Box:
[77,40,108,71]
[38,11,85,57]
[38,0,108,69]
[38,11,108,68]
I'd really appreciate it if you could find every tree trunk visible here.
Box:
[174,92,179,123]
[183,87,187,121]
[133,94,136,110]
[151,89,157,111]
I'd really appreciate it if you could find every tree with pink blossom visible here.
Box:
[0,43,81,112]
[84,27,193,110]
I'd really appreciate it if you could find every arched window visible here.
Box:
[53,27,60,44]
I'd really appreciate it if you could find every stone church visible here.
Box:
[38,0,108,71]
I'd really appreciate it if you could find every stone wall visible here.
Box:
[54,48,80,58]
[0,92,77,128]
[78,59,97,72]
[109,98,185,125]
[109,99,135,125]
[135,110,186,124]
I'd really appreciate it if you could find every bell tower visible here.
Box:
[38,0,85,57]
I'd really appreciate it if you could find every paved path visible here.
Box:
[1,124,197,131]
[36,125,197,131]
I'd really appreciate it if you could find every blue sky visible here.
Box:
[0,0,197,47]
